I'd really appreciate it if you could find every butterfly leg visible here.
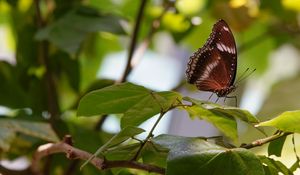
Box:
[208,92,214,100]
[215,97,219,103]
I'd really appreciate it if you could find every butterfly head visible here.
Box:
[215,85,236,97]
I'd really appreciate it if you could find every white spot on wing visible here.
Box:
[199,58,220,81]
[216,42,235,54]
[223,26,229,32]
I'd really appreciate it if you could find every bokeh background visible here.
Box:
[1,0,300,174]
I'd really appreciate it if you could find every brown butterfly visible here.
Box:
[186,19,237,103]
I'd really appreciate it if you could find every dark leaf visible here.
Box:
[268,135,286,157]
[259,155,293,175]
[35,6,125,54]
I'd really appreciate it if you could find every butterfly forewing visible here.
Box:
[186,19,237,95]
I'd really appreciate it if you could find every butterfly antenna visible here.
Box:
[236,68,256,85]
[236,68,249,82]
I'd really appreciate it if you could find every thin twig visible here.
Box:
[240,132,292,149]
[95,1,171,130]
[34,0,60,123]
[119,0,148,83]
[31,135,165,175]
[132,111,166,160]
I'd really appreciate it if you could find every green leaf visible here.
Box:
[152,135,264,175]
[35,6,125,54]
[142,141,168,167]
[0,61,28,108]
[55,51,80,92]
[290,159,300,173]
[152,134,219,152]
[0,118,59,150]
[78,82,182,128]
[268,135,286,157]
[107,126,145,148]
[121,91,182,128]
[258,110,300,133]
[80,126,144,170]
[183,97,238,141]
[184,97,259,123]
[259,155,293,175]
[104,143,141,160]
[78,82,150,116]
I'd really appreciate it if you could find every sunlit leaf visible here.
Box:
[162,12,190,33]
[78,82,182,128]
[176,0,206,16]
[290,159,300,173]
[184,97,259,123]
[184,97,238,141]
[258,110,300,133]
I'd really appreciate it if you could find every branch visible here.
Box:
[34,0,60,121]
[119,0,148,83]
[240,132,292,149]
[93,2,172,131]
[31,135,165,175]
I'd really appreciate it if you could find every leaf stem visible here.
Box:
[292,134,300,161]
[240,132,292,149]
[132,111,166,160]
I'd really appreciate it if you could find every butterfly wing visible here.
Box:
[186,19,237,92]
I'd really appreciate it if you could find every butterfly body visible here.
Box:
[186,19,237,98]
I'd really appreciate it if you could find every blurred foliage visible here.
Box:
[0,0,300,174]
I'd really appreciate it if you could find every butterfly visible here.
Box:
[186,19,237,103]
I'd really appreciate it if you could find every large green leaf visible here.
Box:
[35,6,125,54]
[152,135,264,175]
[184,97,237,141]
[184,97,259,123]
[78,82,150,116]
[258,110,300,133]
[78,82,182,128]
[121,91,182,128]
[183,97,259,141]
[0,118,59,151]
